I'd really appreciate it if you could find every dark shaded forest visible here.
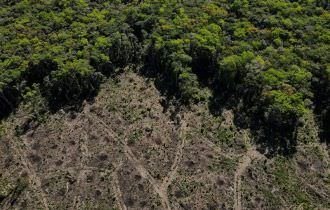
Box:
[0,0,329,155]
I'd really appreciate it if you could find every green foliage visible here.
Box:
[0,122,4,138]
[0,0,128,113]
[178,71,203,102]
[264,90,307,117]
[0,178,15,200]
[216,128,235,145]
[273,158,314,207]
[0,0,329,148]
[44,69,104,110]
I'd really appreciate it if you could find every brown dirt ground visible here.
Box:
[0,72,329,210]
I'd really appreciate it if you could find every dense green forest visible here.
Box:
[0,0,329,155]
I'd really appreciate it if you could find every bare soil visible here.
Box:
[0,72,329,210]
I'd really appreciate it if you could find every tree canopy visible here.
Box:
[0,0,329,153]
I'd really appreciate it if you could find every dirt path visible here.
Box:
[112,163,127,210]
[233,146,263,210]
[161,120,186,190]
[88,110,187,210]
[8,136,50,210]
[86,112,170,208]
[124,119,187,210]
[71,118,93,210]
[123,145,171,209]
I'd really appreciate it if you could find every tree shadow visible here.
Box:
[138,51,185,107]
[140,45,300,158]
[208,87,299,158]
[250,113,298,158]
[43,70,103,113]
[0,59,118,122]
[312,75,330,145]
[0,84,21,120]
[319,111,330,144]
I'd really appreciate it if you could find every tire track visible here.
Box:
[123,145,171,209]
[161,120,186,190]
[8,136,50,210]
[89,111,187,210]
[233,147,263,210]
[112,163,127,210]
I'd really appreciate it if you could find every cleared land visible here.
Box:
[0,72,329,209]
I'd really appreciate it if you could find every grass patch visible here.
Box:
[215,127,235,145]
[208,156,237,172]
[175,179,201,198]
[128,129,143,145]
[0,179,15,200]
[272,157,314,208]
